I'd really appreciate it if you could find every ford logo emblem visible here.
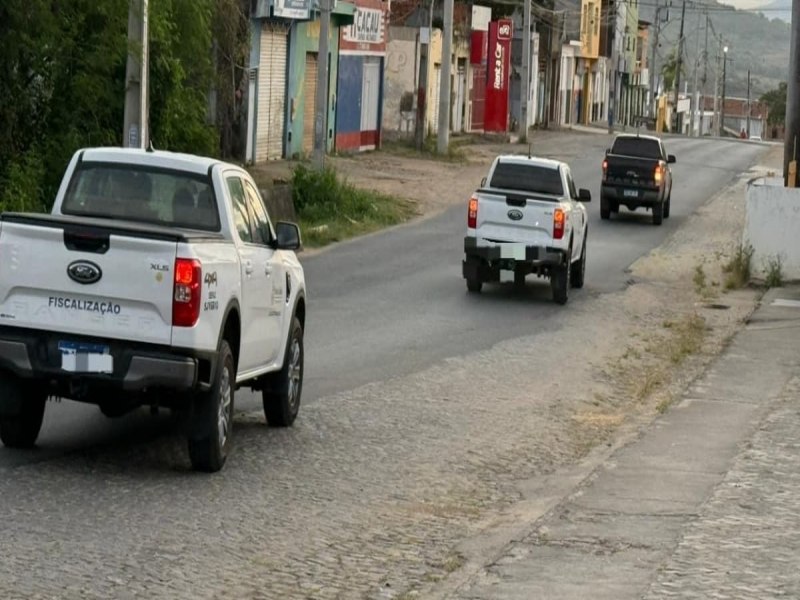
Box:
[507,209,523,221]
[67,260,102,285]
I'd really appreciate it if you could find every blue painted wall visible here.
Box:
[336,55,364,136]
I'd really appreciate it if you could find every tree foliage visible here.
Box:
[660,49,684,93]
[0,0,251,213]
[760,82,787,126]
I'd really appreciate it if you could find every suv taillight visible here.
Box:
[654,163,663,185]
[468,195,478,229]
[602,159,608,182]
[173,258,202,327]
[553,208,565,240]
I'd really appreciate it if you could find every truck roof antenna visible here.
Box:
[528,142,532,159]
[147,140,156,153]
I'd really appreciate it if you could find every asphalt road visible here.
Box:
[1,134,767,467]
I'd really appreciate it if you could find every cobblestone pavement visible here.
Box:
[0,137,774,599]
[454,286,800,600]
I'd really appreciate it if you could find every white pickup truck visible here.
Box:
[0,147,307,472]
[462,154,591,304]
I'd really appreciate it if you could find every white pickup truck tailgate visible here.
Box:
[0,220,177,345]
[475,191,557,247]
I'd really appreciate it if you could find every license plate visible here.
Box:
[623,189,638,198]
[58,341,113,373]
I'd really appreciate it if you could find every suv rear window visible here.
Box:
[62,163,220,231]
[489,163,564,196]
[611,137,662,160]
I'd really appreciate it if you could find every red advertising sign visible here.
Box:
[470,30,487,65]
[339,0,387,54]
[484,20,512,132]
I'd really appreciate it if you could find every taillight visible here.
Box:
[654,164,663,185]
[553,208,565,240]
[173,258,202,327]
[467,195,478,229]
[602,159,608,182]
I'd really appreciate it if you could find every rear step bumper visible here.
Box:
[463,237,565,263]
[0,328,210,394]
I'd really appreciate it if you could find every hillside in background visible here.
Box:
[641,0,790,99]
[760,0,791,23]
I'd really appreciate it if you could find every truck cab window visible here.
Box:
[226,177,253,243]
[243,181,274,246]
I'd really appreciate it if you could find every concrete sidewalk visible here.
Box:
[451,285,800,599]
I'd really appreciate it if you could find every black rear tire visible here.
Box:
[0,374,47,449]
[652,201,664,225]
[188,340,235,472]
[570,237,587,289]
[600,197,610,220]
[263,317,304,427]
[551,250,571,305]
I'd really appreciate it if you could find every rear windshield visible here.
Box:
[489,163,564,196]
[611,137,662,160]
[62,163,220,231]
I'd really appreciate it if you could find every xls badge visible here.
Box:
[507,209,523,221]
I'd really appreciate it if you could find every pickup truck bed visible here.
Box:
[0,147,307,472]
[600,134,675,225]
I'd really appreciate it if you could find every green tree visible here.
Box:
[0,0,245,213]
[760,81,787,126]
[661,49,684,92]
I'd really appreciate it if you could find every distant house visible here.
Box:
[699,96,768,139]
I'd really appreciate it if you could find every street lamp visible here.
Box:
[721,45,729,137]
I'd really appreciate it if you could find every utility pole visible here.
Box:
[691,10,701,136]
[785,0,800,182]
[415,0,433,151]
[123,0,149,149]
[436,0,453,154]
[746,69,751,138]
[721,45,728,137]
[673,0,687,133]
[519,0,531,137]
[649,3,663,118]
[700,12,709,136]
[312,0,331,169]
[713,40,721,136]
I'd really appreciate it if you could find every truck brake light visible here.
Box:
[468,195,478,229]
[654,164,663,184]
[173,258,202,327]
[553,208,565,240]
[602,159,608,182]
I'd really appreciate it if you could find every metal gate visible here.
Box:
[470,64,486,131]
[360,57,381,149]
[303,53,318,154]
[256,25,288,161]
[453,64,466,132]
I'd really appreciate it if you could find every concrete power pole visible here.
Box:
[312,0,331,169]
[714,40,721,136]
[519,0,531,137]
[786,0,800,182]
[746,69,751,138]
[437,0,454,154]
[123,0,149,149]
[649,3,663,118]
[415,0,434,151]
[672,0,687,133]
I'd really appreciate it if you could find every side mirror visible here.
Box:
[480,177,487,187]
[578,188,592,202]
[275,221,302,251]
[667,154,676,164]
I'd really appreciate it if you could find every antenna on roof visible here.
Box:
[528,141,532,159]
[147,140,155,153]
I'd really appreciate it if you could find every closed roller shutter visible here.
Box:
[256,25,288,161]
